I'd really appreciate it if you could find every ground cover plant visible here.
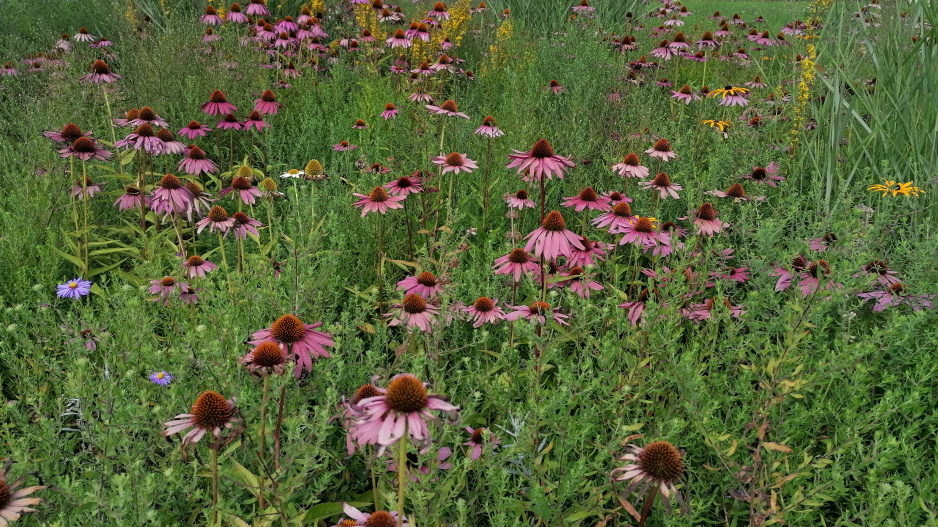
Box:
[1,0,937,525]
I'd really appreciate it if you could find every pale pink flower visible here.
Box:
[641,172,683,199]
[524,211,585,260]
[426,99,470,119]
[432,152,478,174]
[562,187,611,212]
[397,271,444,298]
[611,153,650,178]
[505,302,570,326]
[493,248,540,282]
[463,297,506,327]
[504,189,536,210]
[385,294,439,333]
[353,186,406,216]
[507,139,575,182]
[645,138,677,161]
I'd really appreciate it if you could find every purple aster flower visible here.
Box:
[150,371,174,386]
[57,278,92,299]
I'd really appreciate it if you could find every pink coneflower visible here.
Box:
[79,59,121,83]
[429,54,454,73]
[809,232,837,252]
[334,505,408,527]
[413,23,431,42]
[0,462,47,524]
[857,260,902,286]
[71,177,103,200]
[74,26,95,42]
[249,314,333,378]
[397,271,444,298]
[203,27,221,42]
[475,116,504,137]
[196,205,235,234]
[350,373,458,453]
[463,297,506,327]
[693,202,727,236]
[381,103,399,120]
[131,106,168,127]
[593,201,634,232]
[505,189,536,210]
[202,89,237,115]
[334,140,357,151]
[162,391,243,456]
[650,40,674,60]
[59,137,113,161]
[655,78,673,88]
[181,181,214,221]
[670,84,699,104]
[178,146,217,176]
[226,3,249,23]
[611,440,690,516]
[524,210,584,260]
[493,248,540,282]
[230,212,263,239]
[797,260,839,298]
[604,190,633,204]
[640,172,683,199]
[156,129,186,155]
[386,28,412,48]
[245,0,270,15]
[507,139,575,182]
[696,31,718,48]
[740,162,785,187]
[572,0,594,13]
[43,122,92,143]
[182,255,218,278]
[562,187,611,212]
[150,174,194,215]
[567,236,607,267]
[432,152,478,174]
[353,186,406,216]
[506,301,570,326]
[408,91,434,103]
[858,283,934,312]
[179,120,212,139]
[546,79,564,93]
[426,100,470,119]
[682,297,745,321]
[91,36,112,48]
[619,287,656,326]
[384,176,423,196]
[645,138,677,161]
[242,111,269,131]
[219,176,262,205]
[114,185,151,211]
[440,36,453,50]
[1,62,18,76]
[745,75,768,88]
[149,276,182,305]
[200,5,224,24]
[216,113,243,131]
[560,267,604,298]
[428,1,450,19]
[611,153,650,178]
[253,89,281,115]
[618,216,662,246]
[114,124,165,155]
[706,183,764,202]
[464,427,499,460]
[276,16,298,32]
[348,118,368,131]
[239,341,289,377]
[386,294,440,333]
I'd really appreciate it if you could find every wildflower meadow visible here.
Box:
[2,0,938,525]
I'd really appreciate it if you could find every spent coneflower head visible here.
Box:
[524,210,585,260]
[202,89,237,115]
[162,391,243,456]
[645,138,677,161]
[79,59,121,83]
[249,314,334,378]
[611,440,689,516]
[507,139,575,182]
[353,186,406,216]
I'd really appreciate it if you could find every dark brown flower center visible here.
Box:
[210,89,228,103]
[385,103,396,111]
[61,123,83,141]
[441,100,458,112]
[638,288,650,303]
[339,141,350,147]
[443,152,465,166]
[134,124,155,137]
[271,314,306,343]
[160,174,183,189]
[394,28,406,38]
[161,276,175,287]
[395,177,412,188]
[469,427,485,443]
[91,60,111,74]
[231,3,242,12]
[864,260,889,275]
[369,186,389,202]
[252,341,286,367]
[124,186,140,196]
[568,267,584,277]
[354,119,367,128]
[652,172,671,186]
[433,1,447,11]
[608,191,623,201]
[207,206,229,222]
[702,31,714,40]
[660,221,677,232]
[613,202,632,217]
[79,27,89,34]
[353,383,382,403]
[638,441,684,482]
[232,177,252,190]
[186,255,205,266]
[156,129,175,142]
[482,116,496,126]
[385,374,428,412]
[248,111,263,121]
[890,283,906,294]
[416,272,437,287]
[529,301,550,314]
[726,183,746,198]
[233,212,250,225]
[695,203,716,221]
[138,106,157,121]
[549,80,560,87]
[191,390,233,430]
[531,139,555,158]
[514,189,529,200]
[791,255,808,270]
[634,217,655,233]
[417,23,429,32]
[673,32,686,43]
[751,167,767,180]
[187,121,203,130]
[72,137,96,153]
[578,187,599,201]
[185,181,203,195]
[372,0,384,9]
[364,510,397,527]
[678,84,692,95]
[437,54,451,65]
[508,248,530,264]
[652,138,671,152]
[542,210,566,231]
[822,232,837,244]
[261,89,277,102]
[402,293,427,314]
[473,297,494,312]
[206,5,217,15]
[188,146,207,160]
[749,117,762,126]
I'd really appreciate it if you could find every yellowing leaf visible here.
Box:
[763,442,793,453]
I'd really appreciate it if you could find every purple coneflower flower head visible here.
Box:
[562,187,611,212]
[182,181,215,221]
[149,174,194,216]
[413,22,431,42]
[858,260,902,286]
[245,0,270,15]
[90,36,112,47]
[79,59,121,83]
[57,278,91,299]
[386,294,440,333]
[440,36,453,50]
[432,152,478,174]
[254,89,281,115]
[200,5,224,24]
[339,383,384,455]
[619,216,662,247]
[696,31,718,48]
[0,461,47,522]
[650,40,674,60]
[408,91,434,103]
[645,138,677,161]
[179,120,212,139]
[429,54,454,73]
[506,301,570,326]
[219,176,262,205]
[334,140,357,151]
[611,153,650,178]
[249,314,333,378]
[572,0,594,13]
[426,99,470,119]
[43,122,91,143]
[641,172,683,199]
[353,186,406,216]
[475,116,504,137]
[507,139,575,182]
[381,103,399,120]
[226,3,249,23]
[428,1,450,19]
[216,113,243,131]
[397,271,444,298]
[524,211,585,260]
[130,106,169,128]
[386,28,413,48]
[148,276,182,305]
[162,391,243,457]
[239,341,289,377]
[203,27,221,42]
[178,146,217,176]
[619,287,656,326]
[348,373,458,453]
[745,75,768,88]
[568,236,607,267]
[693,202,727,236]
[604,190,633,204]
[593,202,634,232]
[384,176,423,196]
[809,232,837,252]
[463,297,506,327]
[351,118,368,130]
[505,189,536,210]
[670,84,700,104]
[493,248,539,282]
[464,427,499,460]
[59,137,112,161]
[114,185,151,211]
[858,283,934,312]
[182,255,217,278]
[75,26,95,42]
[276,15,298,32]
[72,177,103,200]
[150,371,174,386]
[335,505,408,527]
[546,79,564,93]
[560,267,604,298]
[196,205,235,234]
[115,124,165,155]
[230,212,262,239]
[681,297,745,321]
[706,183,764,202]
[740,162,784,187]
[709,85,750,107]
[611,440,690,516]
[202,89,237,116]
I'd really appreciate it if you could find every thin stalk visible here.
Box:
[217,233,229,269]
[237,237,244,274]
[404,198,415,260]
[80,161,89,278]
[483,137,492,230]
[258,375,270,508]
[396,429,408,527]
[101,85,119,174]
[377,213,386,308]
[273,383,287,493]
[211,448,220,526]
[637,486,658,527]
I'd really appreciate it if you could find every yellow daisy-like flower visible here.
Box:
[702,119,731,132]
[707,86,749,100]
[868,179,924,197]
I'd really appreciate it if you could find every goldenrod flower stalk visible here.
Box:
[789,43,817,156]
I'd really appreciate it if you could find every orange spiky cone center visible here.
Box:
[652,139,671,152]
[473,297,495,312]
[233,212,250,224]
[385,374,428,412]
[416,271,438,286]
[482,116,496,126]
[638,441,685,482]
[385,103,396,111]
[634,217,655,233]
[188,147,207,160]
[364,511,397,527]
[515,189,529,199]
[531,139,555,158]
[261,90,277,102]
[652,172,671,187]
[91,60,111,74]
[72,137,96,153]
[160,174,183,189]
[529,301,550,314]
[156,129,175,142]
[441,100,458,112]
[270,314,306,343]
[613,202,632,217]
[61,123,83,141]
[542,210,566,231]
[134,123,155,137]
[696,203,716,221]
[402,293,427,314]
[679,84,692,95]
[231,177,252,190]
[508,249,530,263]
[393,28,407,38]
[252,341,286,367]
[207,206,229,222]
[191,391,233,429]
[369,186,389,202]
[353,383,382,403]
[726,183,746,198]
[355,119,366,127]
[161,276,176,287]
[210,90,228,103]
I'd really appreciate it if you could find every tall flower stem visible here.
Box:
[377,212,386,307]
[217,233,229,269]
[171,205,186,256]
[508,280,518,347]
[211,448,220,526]
[257,375,270,508]
[237,237,244,274]
[100,85,119,174]
[539,177,547,301]
[396,428,408,527]
[637,486,658,527]
[483,137,492,230]
[80,161,90,278]
[403,199,415,260]
[273,384,287,476]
